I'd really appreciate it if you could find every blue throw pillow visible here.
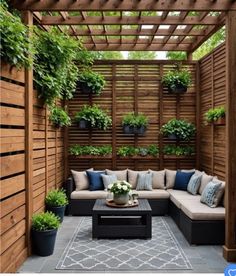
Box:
[174,170,195,191]
[200,181,221,207]
[86,171,105,191]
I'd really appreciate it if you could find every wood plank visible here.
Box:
[0,62,25,83]
[0,154,25,178]
[0,106,25,126]
[0,174,25,200]
[0,191,26,218]
[0,136,25,153]
[0,80,25,106]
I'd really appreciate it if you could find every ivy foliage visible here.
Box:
[163,145,194,156]
[49,106,71,128]
[122,112,149,128]
[69,145,112,156]
[33,28,83,105]
[204,106,225,123]
[0,3,32,68]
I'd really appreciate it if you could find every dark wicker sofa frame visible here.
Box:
[64,177,225,245]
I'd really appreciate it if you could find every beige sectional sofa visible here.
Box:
[65,168,225,245]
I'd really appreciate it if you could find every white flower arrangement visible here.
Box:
[108,180,132,195]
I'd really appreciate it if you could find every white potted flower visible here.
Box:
[108,180,132,205]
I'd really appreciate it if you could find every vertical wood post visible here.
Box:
[22,11,33,255]
[187,52,193,61]
[223,10,236,262]
[112,64,116,169]
[45,107,49,193]
[211,55,214,175]
[64,100,69,180]
[134,65,138,169]
[196,62,201,169]
[159,64,164,170]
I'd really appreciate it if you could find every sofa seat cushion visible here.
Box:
[71,190,107,199]
[168,189,201,208]
[133,189,170,199]
[180,200,225,221]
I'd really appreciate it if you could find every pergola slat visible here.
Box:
[11,0,236,11]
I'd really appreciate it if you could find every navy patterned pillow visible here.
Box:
[200,181,221,207]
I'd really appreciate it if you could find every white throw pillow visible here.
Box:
[165,169,176,189]
[199,173,214,195]
[127,169,148,189]
[149,169,165,189]
[106,169,127,181]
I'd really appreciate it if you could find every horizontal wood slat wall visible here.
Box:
[68,60,197,173]
[199,43,226,180]
[0,63,65,272]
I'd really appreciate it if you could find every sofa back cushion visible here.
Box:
[174,170,195,191]
[86,170,105,191]
[149,170,165,189]
[165,169,176,189]
[106,169,127,181]
[136,172,153,191]
[71,168,93,191]
[128,169,148,189]
[199,173,214,194]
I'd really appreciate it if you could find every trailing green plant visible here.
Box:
[49,106,71,127]
[69,145,112,156]
[163,145,195,156]
[33,27,83,105]
[161,67,191,90]
[204,106,225,123]
[122,112,148,127]
[117,146,138,157]
[31,211,60,231]
[45,189,68,207]
[160,119,196,141]
[117,145,159,157]
[74,104,112,130]
[0,4,32,68]
[78,69,106,95]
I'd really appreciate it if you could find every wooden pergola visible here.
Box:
[11,0,236,54]
[9,0,236,263]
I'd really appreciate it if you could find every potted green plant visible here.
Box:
[49,106,71,128]
[108,181,132,205]
[45,189,68,222]
[78,69,106,95]
[31,211,60,256]
[160,119,196,141]
[161,67,191,93]
[122,112,148,135]
[69,145,112,157]
[163,145,194,156]
[204,106,225,125]
[117,146,138,157]
[74,104,112,130]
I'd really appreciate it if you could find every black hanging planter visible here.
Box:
[167,84,187,94]
[78,119,90,129]
[46,205,66,223]
[123,125,134,134]
[168,134,178,140]
[31,228,58,256]
[79,82,93,94]
[134,126,146,135]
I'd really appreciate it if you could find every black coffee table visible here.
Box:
[92,199,152,239]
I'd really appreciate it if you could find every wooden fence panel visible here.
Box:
[0,63,65,272]
[67,61,197,173]
[199,43,226,180]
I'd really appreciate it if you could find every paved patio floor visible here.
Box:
[18,216,228,273]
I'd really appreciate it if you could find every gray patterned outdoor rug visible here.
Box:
[56,217,192,272]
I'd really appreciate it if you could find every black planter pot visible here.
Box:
[46,205,66,223]
[168,134,178,140]
[168,84,187,94]
[78,119,90,129]
[32,228,57,256]
[79,82,93,94]
[134,126,146,135]
[123,125,134,134]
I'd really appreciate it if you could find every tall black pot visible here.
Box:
[46,205,66,223]
[32,228,57,256]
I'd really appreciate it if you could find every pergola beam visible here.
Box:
[84,43,190,51]
[10,0,236,11]
[39,15,224,25]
